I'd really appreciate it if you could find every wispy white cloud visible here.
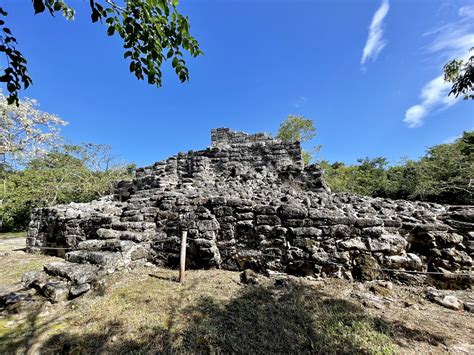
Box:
[404,5,474,128]
[404,76,457,128]
[294,96,307,108]
[361,0,390,66]
[459,4,474,18]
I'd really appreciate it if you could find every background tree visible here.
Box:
[0,143,135,231]
[0,90,67,228]
[0,0,203,105]
[0,90,67,164]
[320,132,473,205]
[444,47,474,100]
[321,157,390,197]
[0,92,135,231]
[277,114,318,166]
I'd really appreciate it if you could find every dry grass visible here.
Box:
[0,252,61,285]
[11,268,399,354]
[0,232,26,240]
[1,244,473,354]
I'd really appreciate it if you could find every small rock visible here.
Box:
[240,269,260,285]
[42,282,69,303]
[352,254,380,281]
[427,289,463,310]
[70,283,91,298]
[22,270,48,288]
[353,291,389,309]
[463,302,474,313]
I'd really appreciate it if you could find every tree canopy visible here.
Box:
[0,92,134,231]
[1,143,135,231]
[277,114,318,166]
[0,90,67,165]
[320,131,473,205]
[0,0,203,105]
[444,47,474,100]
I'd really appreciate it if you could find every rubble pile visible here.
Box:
[24,128,473,301]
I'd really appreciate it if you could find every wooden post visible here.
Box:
[179,229,187,284]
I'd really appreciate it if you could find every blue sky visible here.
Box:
[3,0,474,167]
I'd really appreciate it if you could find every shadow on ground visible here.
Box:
[19,279,447,354]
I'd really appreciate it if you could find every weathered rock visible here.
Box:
[240,269,260,285]
[44,262,99,284]
[42,281,70,303]
[70,283,91,298]
[22,128,472,299]
[383,253,422,271]
[22,270,48,288]
[338,238,367,251]
[368,234,408,255]
[431,294,463,310]
[464,302,474,313]
[352,255,381,281]
[0,289,36,308]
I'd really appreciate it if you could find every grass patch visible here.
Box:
[33,268,403,354]
[0,232,26,240]
[0,306,70,354]
[0,253,61,285]
[1,267,453,353]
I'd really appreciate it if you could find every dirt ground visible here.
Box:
[0,236,473,354]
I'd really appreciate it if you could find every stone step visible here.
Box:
[109,221,156,231]
[96,227,154,242]
[118,230,153,242]
[77,239,137,252]
[43,261,101,285]
[65,250,126,271]
[22,263,99,302]
[66,244,150,269]
[122,207,160,215]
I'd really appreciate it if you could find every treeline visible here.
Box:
[320,131,473,205]
[0,144,135,231]
[2,105,472,232]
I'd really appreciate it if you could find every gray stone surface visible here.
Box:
[23,128,473,297]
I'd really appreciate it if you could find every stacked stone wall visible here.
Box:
[23,128,473,301]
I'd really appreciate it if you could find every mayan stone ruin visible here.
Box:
[23,128,473,302]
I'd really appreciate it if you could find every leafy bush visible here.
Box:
[321,131,473,205]
[0,144,135,231]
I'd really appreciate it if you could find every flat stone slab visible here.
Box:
[44,262,100,285]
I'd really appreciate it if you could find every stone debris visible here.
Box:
[463,302,474,313]
[21,128,472,302]
[426,288,465,311]
[240,269,261,285]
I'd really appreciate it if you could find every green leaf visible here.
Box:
[33,0,46,14]
[107,26,115,36]
[172,57,179,68]
[53,1,62,11]
[91,9,100,22]
[7,82,16,92]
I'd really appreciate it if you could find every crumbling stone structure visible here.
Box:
[24,128,473,302]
